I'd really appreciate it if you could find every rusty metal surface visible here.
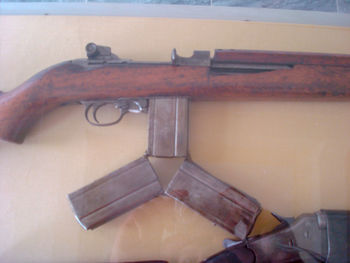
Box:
[165,160,261,239]
[68,157,162,230]
[246,210,345,263]
[147,97,189,158]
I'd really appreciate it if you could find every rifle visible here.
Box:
[102,210,350,263]
[111,211,350,263]
[202,210,350,263]
[0,43,350,143]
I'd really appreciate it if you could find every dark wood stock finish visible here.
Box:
[1,50,350,143]
[213,49,350,67]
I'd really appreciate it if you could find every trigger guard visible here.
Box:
[84,103,128,127]
[84,103,96,125]
[92,103,108,123]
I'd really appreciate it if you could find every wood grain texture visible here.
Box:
[1,50,350,143]
[213,49,350,66]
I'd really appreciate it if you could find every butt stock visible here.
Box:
[1,43,350,143]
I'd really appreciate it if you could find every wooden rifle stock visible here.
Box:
[1,45,350,143]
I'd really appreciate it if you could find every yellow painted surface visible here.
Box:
[0,16,349,262]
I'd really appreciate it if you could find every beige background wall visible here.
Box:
[0,16,350,262]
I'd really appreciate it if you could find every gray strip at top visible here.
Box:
[1,3,350,27]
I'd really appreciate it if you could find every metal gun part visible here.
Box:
[68,157,162,230]
[81,98,148,127]
[85,42,130,64]
[147,97,189,158]
[202,210,350,263]
[165,160,261,240]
